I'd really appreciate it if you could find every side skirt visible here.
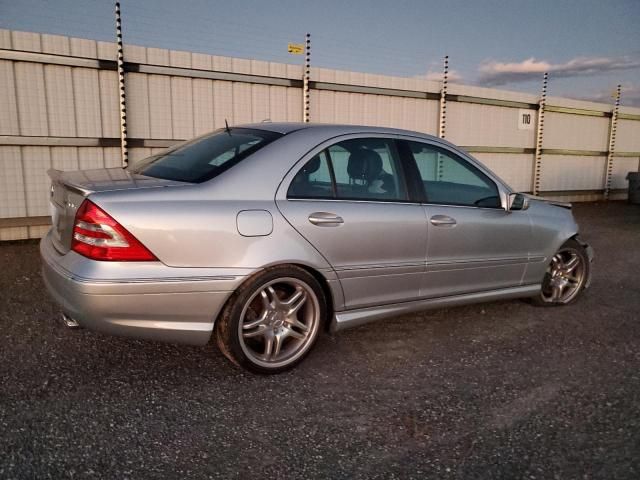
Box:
[331,284,541,332]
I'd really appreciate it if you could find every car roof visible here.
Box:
[237,122,441,141]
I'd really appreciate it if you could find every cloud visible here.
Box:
[421,69,463,83]
[581,83,640,107]
[478,55,640,86]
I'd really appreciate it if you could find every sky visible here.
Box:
[1,0,639,105]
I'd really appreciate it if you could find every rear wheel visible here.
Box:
[216,266,326,374]
[532,238,590,306]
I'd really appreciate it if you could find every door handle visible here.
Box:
[430,215,457,227]
[308,212,344,226]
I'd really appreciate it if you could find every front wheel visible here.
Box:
[531,238,591,306]
[215,266,326,374]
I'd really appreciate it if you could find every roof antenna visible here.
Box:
[224,118,231,135]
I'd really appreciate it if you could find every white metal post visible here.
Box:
[436,56,449,181]
[303,33,311,123]
[604,85,621,200]
[532,72,548,195]
[438,55,448,139]
[115,1,128,167]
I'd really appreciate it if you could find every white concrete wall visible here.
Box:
[1,28,640,240]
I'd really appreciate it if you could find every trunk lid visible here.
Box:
[47,167,187,254]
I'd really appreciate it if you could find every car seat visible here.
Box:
[289,155,322,196]
[347,149,396,197]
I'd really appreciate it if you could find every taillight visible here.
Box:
[71,200,158,261]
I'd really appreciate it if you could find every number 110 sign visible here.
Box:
[518,109,536,130]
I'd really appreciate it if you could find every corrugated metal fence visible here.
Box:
[1,28,639,241]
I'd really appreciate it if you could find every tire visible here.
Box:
[215,265,326,374]
[530,238,591,307]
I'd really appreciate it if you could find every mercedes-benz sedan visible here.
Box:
[41,123,593,373]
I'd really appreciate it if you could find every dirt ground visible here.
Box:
[1,201,639,479]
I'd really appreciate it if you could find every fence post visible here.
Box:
[438,55,448,139]
[532,72,548,195]
[115,1,128,167]
[604,85,621,200]
[303,33,311,123]
[436,56,449,180]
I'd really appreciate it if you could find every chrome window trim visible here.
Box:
[288,196,522,212]
[418,201,508,211]
[286,197,423,206]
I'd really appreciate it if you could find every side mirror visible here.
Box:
[508,193,529,211]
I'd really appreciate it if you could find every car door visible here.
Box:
[276,136,427,310]
[399,139,532,298]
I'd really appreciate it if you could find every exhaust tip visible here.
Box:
[61,313,81,329]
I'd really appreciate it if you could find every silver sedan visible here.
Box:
[41,123,593,373]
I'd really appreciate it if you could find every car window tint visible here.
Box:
[328,138,407,201]
[406,141,501,208]
[287,151,334,198]
[128,128,281,183]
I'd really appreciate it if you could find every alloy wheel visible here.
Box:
[540,247,586,304]
[238,277,320,369]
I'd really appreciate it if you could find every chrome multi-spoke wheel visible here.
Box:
[537,239,590,305]
[239,278,320,368]
[216,266,325,373]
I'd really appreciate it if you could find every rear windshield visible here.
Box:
[127,128,282,183]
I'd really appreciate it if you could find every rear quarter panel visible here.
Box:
[88,185,334,274]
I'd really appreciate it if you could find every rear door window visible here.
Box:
[288,151,335,199]
[287,137,408,202]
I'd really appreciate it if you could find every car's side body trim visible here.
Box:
[329,255,544,273]
[426,256,530,270]
[331,284,541,332]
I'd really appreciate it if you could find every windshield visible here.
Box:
[127,128,282,183]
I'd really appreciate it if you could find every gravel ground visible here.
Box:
[1,201,639,479]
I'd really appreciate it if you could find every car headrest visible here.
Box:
[301,156,321,175]
[347,149,383,181]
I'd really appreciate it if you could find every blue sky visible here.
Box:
[1,0,639,105]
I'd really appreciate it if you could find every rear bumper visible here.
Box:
[40,232,246,345]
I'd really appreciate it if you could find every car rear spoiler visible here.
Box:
[47,168,63,182]
[47,168,92,196]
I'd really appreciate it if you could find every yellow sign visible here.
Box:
[288,43,304,55]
